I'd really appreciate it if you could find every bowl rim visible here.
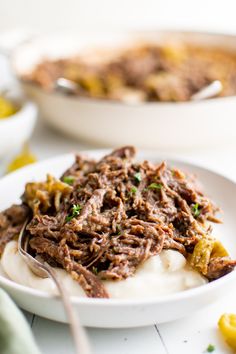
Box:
[0,149,236,307]
[11,28,236,108]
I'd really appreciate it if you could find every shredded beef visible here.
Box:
[0,146,235,298]
[206,257,236,280]
[0,204,29,255]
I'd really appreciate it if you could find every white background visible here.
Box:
[0,0,236,34]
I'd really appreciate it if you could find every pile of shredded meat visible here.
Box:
[25,43,236,102]
[0,146,235,298]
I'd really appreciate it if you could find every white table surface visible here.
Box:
[14,119,235,354]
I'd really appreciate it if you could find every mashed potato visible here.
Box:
[0,241,207,298]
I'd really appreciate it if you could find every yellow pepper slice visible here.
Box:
[24,174,72,214]
[80,75,104,96]
[161,45,187,63]
[218,313,236,351]
[211,240,229,258]
[0,96,17,119]
[190,238,229,275]
[190,238,214,275]
[6,144,37,173]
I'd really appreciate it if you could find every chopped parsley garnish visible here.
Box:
[148,183,162,190]
[130,186,137,194]
[192,203,201,218]
[92,266,98,275]
[206,344,215,352]
[116,224,121,235]
[134,172,142,183]
[66,204,82,222]
[63,175,75,185]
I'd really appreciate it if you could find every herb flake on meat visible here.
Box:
[134,172,142,183]
[130,186,137,194]
[63,176,75,185]
[148,183,162,190]
[66,204,82,222]
[192,203,201,218]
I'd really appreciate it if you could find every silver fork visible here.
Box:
[18,218,92,354]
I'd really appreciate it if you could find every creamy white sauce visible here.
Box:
[0,241,207,298]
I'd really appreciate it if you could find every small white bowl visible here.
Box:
[0,100,37,157]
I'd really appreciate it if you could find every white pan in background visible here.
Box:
[11,30,236,150]
[0,150,235,327]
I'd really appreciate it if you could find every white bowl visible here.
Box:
[0,100,37,157]
[0,150,235,328]
[11,30,236,150]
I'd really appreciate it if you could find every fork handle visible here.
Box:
[47,267,92,354]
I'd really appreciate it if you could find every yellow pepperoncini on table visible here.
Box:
[6,144,37,173]
[0,96,17,119]
[218,313,236,351]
